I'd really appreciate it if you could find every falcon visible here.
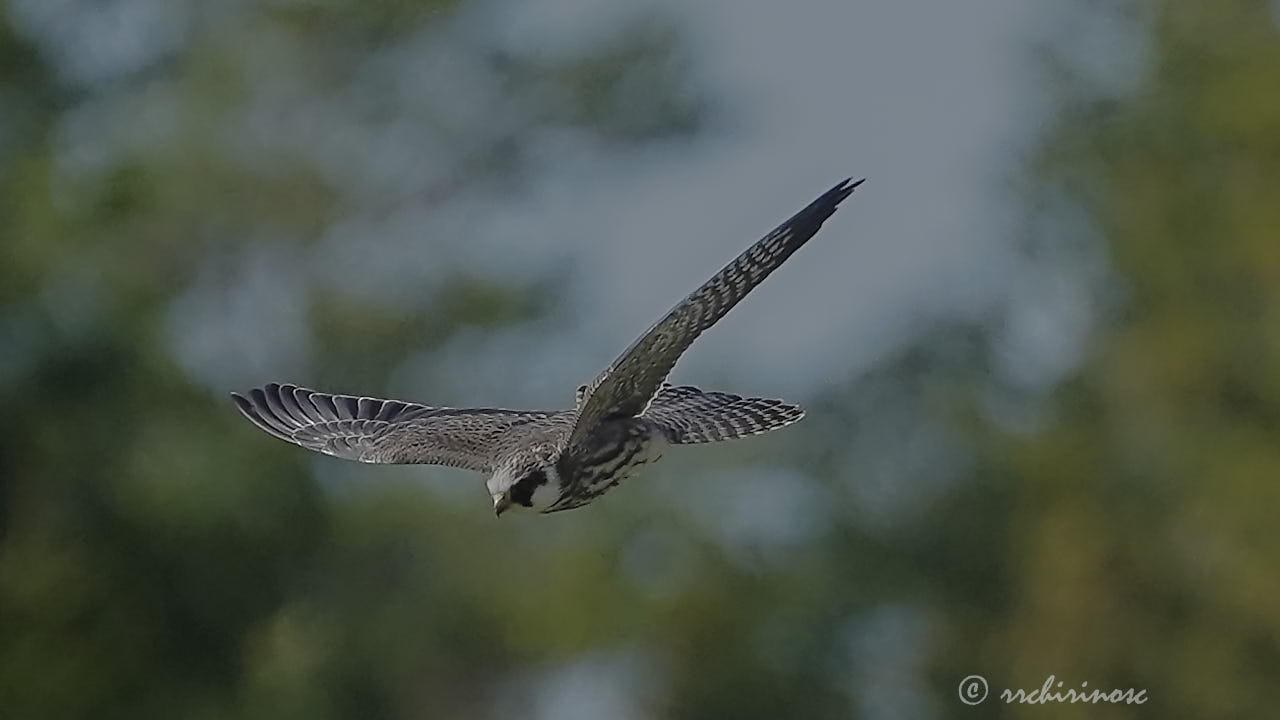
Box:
[233,178,862,515]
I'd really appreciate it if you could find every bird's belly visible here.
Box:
[605,435,666,482]
[546,421,666,512]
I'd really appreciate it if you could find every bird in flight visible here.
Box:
[233,178,863,515]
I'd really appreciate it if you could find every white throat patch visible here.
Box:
[528,464,560,512]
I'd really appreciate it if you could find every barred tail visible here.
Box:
[641,385,804,444]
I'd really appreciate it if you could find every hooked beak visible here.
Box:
[493,493,511,517]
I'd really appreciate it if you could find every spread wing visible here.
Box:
[642,384,804,444]
[231,382,554,472]
[566,177,861,449]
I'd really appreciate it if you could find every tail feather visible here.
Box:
[642,384,804,444]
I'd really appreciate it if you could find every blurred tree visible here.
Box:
[926,1,1280,717]
[0,1,703,718]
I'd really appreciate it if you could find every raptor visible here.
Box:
[233,178,863,515]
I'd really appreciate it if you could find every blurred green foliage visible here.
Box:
[954,1,1280,717]
[1,0,1278,719]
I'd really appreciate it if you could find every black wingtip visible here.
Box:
[819,177,864,209]
[801,176,862,221]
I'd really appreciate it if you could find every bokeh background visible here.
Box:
[2,0,1278,717]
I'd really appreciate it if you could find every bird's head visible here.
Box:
[487,461,558,517]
